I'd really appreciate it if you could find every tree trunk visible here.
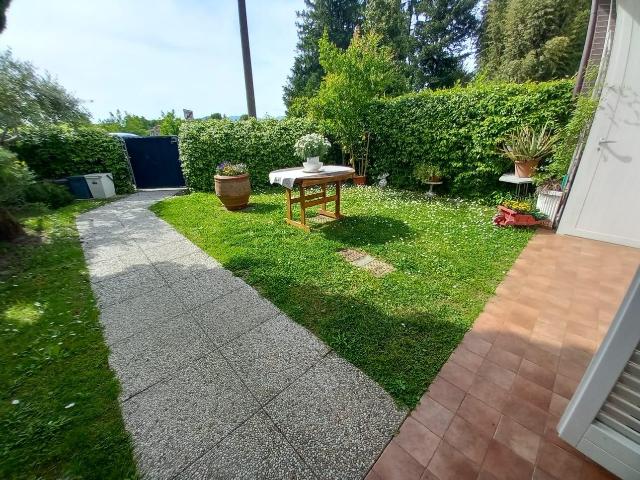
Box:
[0,207,24,242]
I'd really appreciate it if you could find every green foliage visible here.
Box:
[310,30,408,173]
[414,163,443,183]
[0,202,138,478]
[153,188,533,406]
[294,133,331,159]
[537,92,598,182]
[283,0,365,109]
[97,109,152,136]
[215,162,248,176]
[478,0,590,82]
[179,117,320,191]
[363,0,411,62]
[0,50,89,142]
[158,110,183,136]
[0,0,11,33]
[366,80,575,196]
[500,124,556,163]
[409,0,480,89]
[0,147,34,205]
[24,182,74,209]
[10,124,134,193]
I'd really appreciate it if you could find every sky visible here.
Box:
[0,0,302,120]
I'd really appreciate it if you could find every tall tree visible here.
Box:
[0,0,11,33]
[409,0,480,89]
[0,50,89,144]
[363,0,411,62]
[478,0,590,82]
[283,0,364,110]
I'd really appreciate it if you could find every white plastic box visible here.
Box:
[84,173,116,199]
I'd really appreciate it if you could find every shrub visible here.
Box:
[0,147,35,241]
[24,182,75,209]
[366,80,575,196]
[179,117,326,191]
[10,124,134,193]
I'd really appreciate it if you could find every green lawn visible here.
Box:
[0,203,137,479]
[152,187,533,407]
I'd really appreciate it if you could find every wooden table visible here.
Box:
[270,166,355,232]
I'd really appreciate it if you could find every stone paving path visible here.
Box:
[77,191,405,480]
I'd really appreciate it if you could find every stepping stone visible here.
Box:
[338,249,395,277]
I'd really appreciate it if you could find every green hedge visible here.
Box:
[367,80,575,196]
[11,125,134,193]
[179,117,338,191]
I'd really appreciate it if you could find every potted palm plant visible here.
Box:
[500,124,556,178]
[214,162,250,210]
[294,133,331,172]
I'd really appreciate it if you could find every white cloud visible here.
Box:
[0,0,301,119]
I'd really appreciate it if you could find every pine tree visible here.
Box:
[283,0,364,110]
[478,0,590,82]
[363,0,412,62]
[409,0,480,89]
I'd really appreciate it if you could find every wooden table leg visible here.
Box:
[299,184,307,228]
[285,188,292,221]
[321,183,327,211]
[335,180,342,218]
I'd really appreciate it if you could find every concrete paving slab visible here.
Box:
[122,353,260,479]
[191,285,281,347]
[169,269,245,310]
[152,251,222,285]
[109,313,211,398]
[99,286,187,345]
[265,352,406,480]
[142,238,201,263]
[222,315,330,404]
[175,411,315,480]
[92,265,166,307]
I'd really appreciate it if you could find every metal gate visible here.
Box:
[124,136,185,189]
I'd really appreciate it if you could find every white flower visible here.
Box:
[11,399,19,405]
[65,402,75,409]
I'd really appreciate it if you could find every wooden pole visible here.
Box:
[237,0,256,118]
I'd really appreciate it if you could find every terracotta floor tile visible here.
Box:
[427,377,465,412]
[543,415,578,455]
[494,416,541,464]
[373,440,425,480]
[412,396,455,437]
[524,344,560,372]
[462,332,492,357]
[481,439,534,480]
[533,467,557,480]
[439,362,475,392]
[395,417,441,467]
[503,396,548,436]
[365,468,383,480]
[581,461,618,479]
[450,345,484,374]
[457,394,501,437]
[427,441,480,480]
[519,359,556,390]
[478,358,516,391]
[493,333,529,357]
[468,377,510,412]
[443,415,491,465]
[486,346,522,373]
[557,358,587,382]
[537,441,584,480]
[549,393,569,417]
[511,375,553,411]
[553,374,579,400]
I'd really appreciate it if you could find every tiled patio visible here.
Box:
[369,231,640,480]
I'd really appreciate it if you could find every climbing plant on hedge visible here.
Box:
[366,79,575,196]
[10,124,134,193]
[179,117,336,191]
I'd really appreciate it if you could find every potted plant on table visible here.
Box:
[294,133,331,173]
[500,124,556,178]
[214,162,250,211]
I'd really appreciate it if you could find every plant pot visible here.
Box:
[514,159,539,178]
[429,175,442,183]
[493,205,539,227]
[214,173,250,210]
[353,175,366,186]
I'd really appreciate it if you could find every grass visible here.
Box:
[0,202,137,479]
[152,187,534,407]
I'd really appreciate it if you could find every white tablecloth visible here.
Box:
[268,165,353,189]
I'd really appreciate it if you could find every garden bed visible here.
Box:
[152,187,533,407]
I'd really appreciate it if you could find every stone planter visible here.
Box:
[214,173,250,210]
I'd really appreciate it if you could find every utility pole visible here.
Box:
[237,0,256,118]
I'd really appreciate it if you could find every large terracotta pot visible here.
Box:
[214,173,250,210]
[514,159,539,178]
[353,175,366,186]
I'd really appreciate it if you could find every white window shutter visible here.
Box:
[558,268,640,479]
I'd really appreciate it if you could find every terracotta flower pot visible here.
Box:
[429,175,443,182]
[353,175,366,186]
[514,159,539,178]
[214,173,250,210]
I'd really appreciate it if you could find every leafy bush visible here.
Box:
[414,163,443,183]
[24,182,74,208]
[294,133,331,159]
[10,124,134,193]
[179,117,328,191]
[0,147,34,205]
[366,80,575,196]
